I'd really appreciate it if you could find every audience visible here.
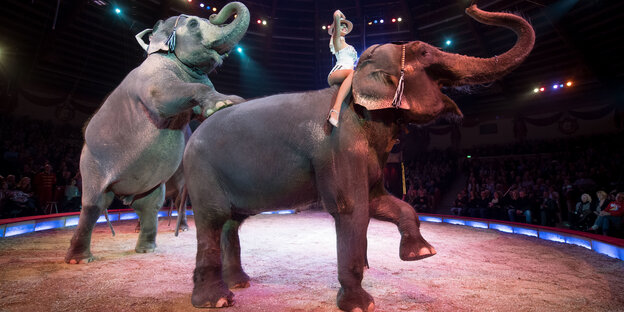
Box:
[1,114,622,238]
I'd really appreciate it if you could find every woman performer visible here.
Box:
[327,10,357,128]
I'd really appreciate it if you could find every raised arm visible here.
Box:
[331,10,346,52]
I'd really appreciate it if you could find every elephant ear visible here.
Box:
[351,44,403,111]
[135,28,152,51]
[147,19,172,54]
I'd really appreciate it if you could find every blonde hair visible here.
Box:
[596,191,607,200]
[581,193,592,203]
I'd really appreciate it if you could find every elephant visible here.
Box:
[183,4,534,311]
[64,2,250,264]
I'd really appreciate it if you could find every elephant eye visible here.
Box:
[187,19,199,28]
[371,71,394,86]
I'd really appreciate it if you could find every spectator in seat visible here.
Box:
[450,192,467,216]
[488,191,504,220]
[34,164,56,209]
[590,192,624,235]
[470,190,490,218]
[539,191,558,227]
[413,188,429,213]
[570,193,592,230]
[62,178,81,212]
[508,190,532,223]
[594,190,610,215]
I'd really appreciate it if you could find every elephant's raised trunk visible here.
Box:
[209,2,250,55]
[442,4,535,85]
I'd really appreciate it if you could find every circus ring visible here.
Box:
[1,209,623,311]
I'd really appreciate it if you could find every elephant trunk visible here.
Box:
[441,4,535,85]
[209,2,250,55]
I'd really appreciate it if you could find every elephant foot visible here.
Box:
[223,268,251,289]
[64,249,94,264]
[135,241,156,253]
[337,287,375,312]
[191,283,234,308]
[399,234,436,261]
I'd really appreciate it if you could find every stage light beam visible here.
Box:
[236,47,243,53]
[200,3,204,8]
[445,40,452,46]
[114,7,121,14]
[533,88,539,93]
[397,17,402,22]
[566,81,573,87]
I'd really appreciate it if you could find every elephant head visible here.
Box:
[352,4,535,123]
[136,1,250,73]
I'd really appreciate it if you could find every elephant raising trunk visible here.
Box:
[441,4,535,85]
[209,2,250,55]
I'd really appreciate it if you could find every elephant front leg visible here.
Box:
[65,191,114,264]
[192,216,233,307]
[369,193,436,261]
[333,211,375,312]
[221,218,250,289]
[132,184,165,253]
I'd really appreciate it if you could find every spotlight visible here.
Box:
[560,84,564,88]
[205,5,210,9]
[539,87,545,92]
[373,20,378,24]
[445,40,452,46]
[322,25,326,30]
[379,19,384,23]
[200,3,204,7]
[187,0,192,2]
[236,47,243,53]
[566,81,573,87]
[533,88,539,93]
[114,7,121,14]
[262,20,267,25]
[212,7,217,11]
[257,19,262,24]
[392,18,396,23]
[368,21,372,25]
[553,84,558,89]
[397,17,402,22]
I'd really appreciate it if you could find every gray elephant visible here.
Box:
[183,4,534,311]
[65,2,250,264]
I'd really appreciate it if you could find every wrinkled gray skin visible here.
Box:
[134,125,191,234]
[65,2,250,264]
[184,5,534,311]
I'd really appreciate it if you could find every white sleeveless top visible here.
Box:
[330,42,358,70]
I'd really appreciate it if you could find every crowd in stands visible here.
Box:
[2,114,622,238]
[403,150,458,213]
[0,116,83,218]
[450,133,624,237]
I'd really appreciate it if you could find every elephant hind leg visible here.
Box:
[65,189,114,264]
[132,184,165,253]
[369,194,436,261]
[221,214,250,289]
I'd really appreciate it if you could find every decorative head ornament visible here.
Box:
[166,14,189,53]
[328,18,353,36]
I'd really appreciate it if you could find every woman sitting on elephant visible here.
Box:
[326,10,358,128]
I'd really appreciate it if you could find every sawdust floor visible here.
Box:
[1,210,623,312]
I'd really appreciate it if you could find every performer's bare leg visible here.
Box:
[327,69,354,128]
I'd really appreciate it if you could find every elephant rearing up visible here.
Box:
[184,4,534,311]
[64,2,250,264]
